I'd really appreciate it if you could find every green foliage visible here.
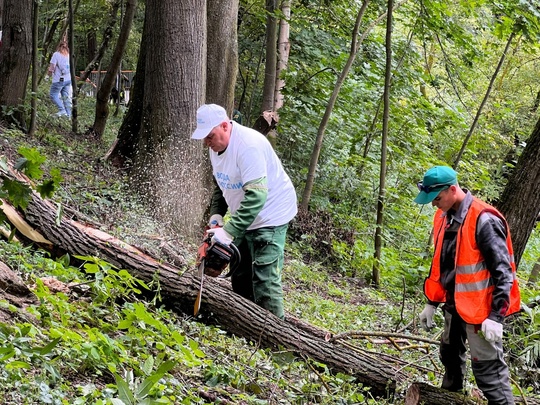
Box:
[0,146,63,213]
[0,0,539,402]
[15,147,46,180]
[0,178,32,210]
[76,255,150,304]
[113,360,176,405]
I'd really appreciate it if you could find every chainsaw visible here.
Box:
[193,229,240,316]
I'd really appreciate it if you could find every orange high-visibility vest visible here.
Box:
[424,197,520,324]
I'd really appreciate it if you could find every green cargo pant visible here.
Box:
[231,224,288,319]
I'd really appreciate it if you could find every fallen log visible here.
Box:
[0,173,401,398]
[405,382,483,405]
[405,382,540,405]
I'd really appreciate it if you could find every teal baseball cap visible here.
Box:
[414,166,457,204]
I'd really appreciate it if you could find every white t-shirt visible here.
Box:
[49,52,70,83]
[210,122,298,230]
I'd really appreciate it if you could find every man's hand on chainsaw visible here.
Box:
[208,214,224,228]
[206,227,233,246]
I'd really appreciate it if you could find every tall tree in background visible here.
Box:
[105,7,148,168]
[496,116,540,267]
[372,0,393,287]
[299,0,371,210]
[260,0,278,112]
[28,0,39,136]
[206,0,239,112]
[273,0,290,112]
[0,0,32,129]
[105,4,162,168]
[90,0,136,138]
[452,32,515,168]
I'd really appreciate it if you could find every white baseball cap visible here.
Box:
[191,104,229,139]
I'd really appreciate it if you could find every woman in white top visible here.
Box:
[47,41,72,117]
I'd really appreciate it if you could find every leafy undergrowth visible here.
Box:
[0,95,539,404]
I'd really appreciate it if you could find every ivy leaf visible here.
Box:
[16,147,46,180]
[37,167,63,199]
[36,180,56,199]
[2,178,32,209]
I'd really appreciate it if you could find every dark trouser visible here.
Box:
[231,224,288,319]
[440,309,514,405]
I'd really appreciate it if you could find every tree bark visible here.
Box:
[496,116,540,267]
[206,0,238,112]
[273,0,290,112]
[28,0,38,136]
[406,382,481,405]
[261,0,278,112]
[0,0,32,129]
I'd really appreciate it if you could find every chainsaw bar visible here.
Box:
[193,259,205,316]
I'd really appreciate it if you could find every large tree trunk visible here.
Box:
[90,0,136,138]
[496,116,540,267]
[206,0,238,112]
[8,184,399,398]
[129,0,209,241]
[0,0,32,129]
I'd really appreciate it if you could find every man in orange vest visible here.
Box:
[415,166,520,405]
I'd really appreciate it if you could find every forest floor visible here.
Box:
[0,112,538,404]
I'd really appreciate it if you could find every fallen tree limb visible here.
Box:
[405,382,540,405]
[0,165,401,397]
[405,382,484,405]
[4,162,539,404]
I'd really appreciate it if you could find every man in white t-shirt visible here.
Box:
[192,104,298,319]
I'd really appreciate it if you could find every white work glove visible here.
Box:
[481,318,503,343]
[206,227,233,246]
[45,75,50,81]
[419,304,437,331]
[208,214,224,229]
